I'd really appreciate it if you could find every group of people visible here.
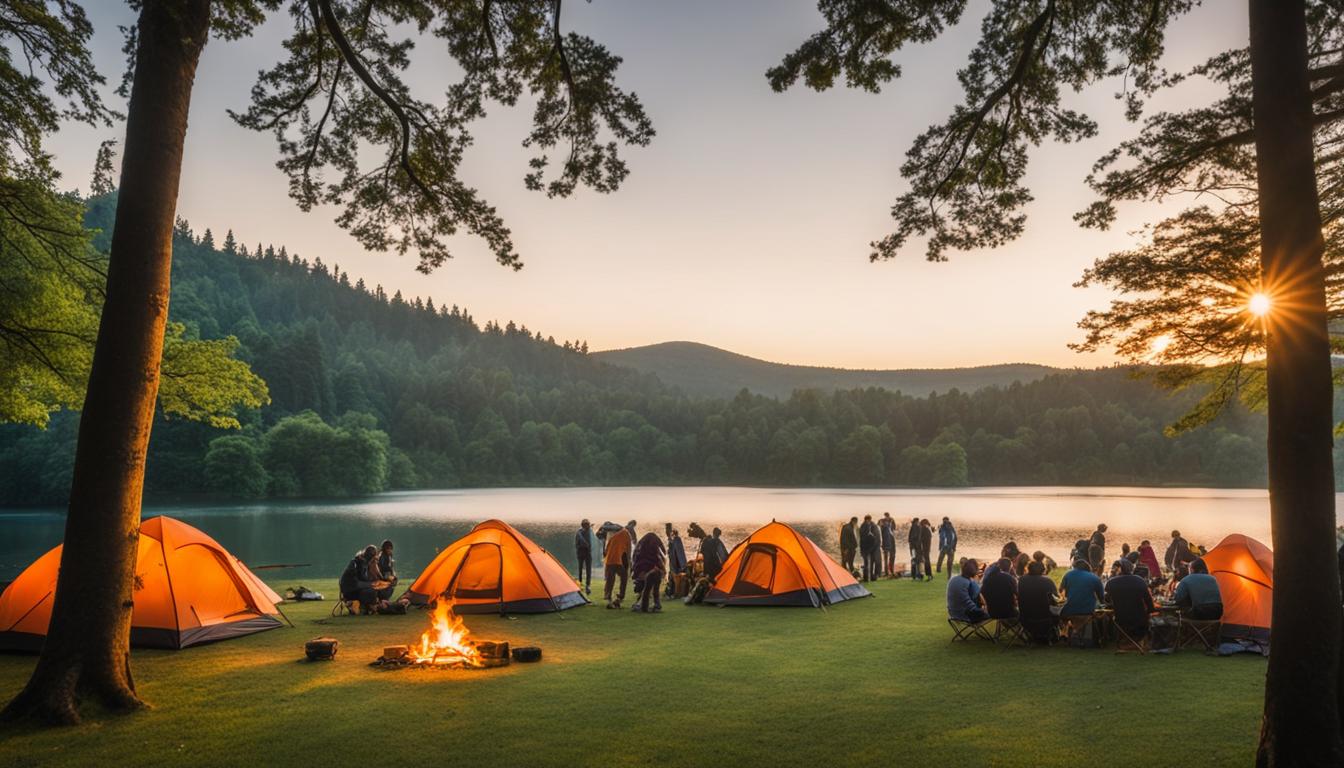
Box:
[838,514,959,583]
[338,539,406,614]
[575,519,729,613]
[947,526,1225,645]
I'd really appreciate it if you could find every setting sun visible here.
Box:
[1249,293,1272,317]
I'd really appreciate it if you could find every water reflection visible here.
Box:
[0,486,1309,582]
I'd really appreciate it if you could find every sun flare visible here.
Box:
[1248,293,1272,317]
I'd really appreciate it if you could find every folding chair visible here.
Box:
[993,617,1030,650]
[1114,622,1149,654]
[1178,617,1221,654]
[948,617,994,643]
[1064,615,1100,648]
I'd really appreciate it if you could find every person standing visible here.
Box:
[1087,524,1108,576]
[702,527,729,581]
[574,519,594,595]
[907,517,922,580]
[665,526,687,597]
[859,514,880,582]
[936,517,957,578]
[880,513,897,577]
[603,524,633,609]
[632,532,666,613]
[1165,530,1195,573]
[625,519,640,595]
[917,519,934,582]
[840,517,859,574]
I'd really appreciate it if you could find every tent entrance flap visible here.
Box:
[732,545,778,596]
[452,543,503,600]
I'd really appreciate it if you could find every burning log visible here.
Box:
[371,600,511,670]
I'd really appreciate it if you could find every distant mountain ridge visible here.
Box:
[592,341,1058,399]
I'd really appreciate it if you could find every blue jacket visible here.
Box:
[938,522,957,550]
[667,536,687,572]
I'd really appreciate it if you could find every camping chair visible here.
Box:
[992,617,1029,650]
[1113,622,1149,655]
[948,617,994,643]
[1178,617,1221,654]
[1064,614,1101,648]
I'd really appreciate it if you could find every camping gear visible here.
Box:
[1201,533,1273,643]
[306,637,339,660]
[285,586,324,601]
[405,520,588,614]
[0,515,286,651]
[511,645,542,663]
[382,644,409,661]
[475,640,511,668]
[703,521,873,607]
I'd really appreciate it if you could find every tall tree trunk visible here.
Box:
[1249,0,1344,765]
[1,0,211,726]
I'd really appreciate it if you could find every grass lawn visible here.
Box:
[0,576,1265,767]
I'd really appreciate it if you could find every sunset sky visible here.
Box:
[49,1,1245,369]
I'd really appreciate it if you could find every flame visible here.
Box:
[407,601,481,667]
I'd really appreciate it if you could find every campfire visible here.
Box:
[372,600,511,670]
[409,601,482,667]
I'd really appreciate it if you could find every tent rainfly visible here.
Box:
[704,520,872,607]
[1201,533,1273,642]
[405,519,588,614]
[0,516,286,651]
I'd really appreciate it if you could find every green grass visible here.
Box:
[0,577,1264,767]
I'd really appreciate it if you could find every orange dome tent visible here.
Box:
[0,516,286,651]
[405,520,587,613]
[1201,533,1273,642]
[705,521,872,607]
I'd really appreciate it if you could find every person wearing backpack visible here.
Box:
[859,515,880,582]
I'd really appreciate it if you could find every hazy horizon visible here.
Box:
[47,1,1245,369]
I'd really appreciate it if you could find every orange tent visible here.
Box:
[405,520,587,613]
[705,521,872,607]
[1202,533,1273,642]
[0,516,285,651]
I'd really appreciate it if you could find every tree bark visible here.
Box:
[1249,0,1344,765]
[1,0,211,726]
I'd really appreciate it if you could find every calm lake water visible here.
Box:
[0,486,1322,582]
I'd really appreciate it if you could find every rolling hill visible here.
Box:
[592,341,1058,399]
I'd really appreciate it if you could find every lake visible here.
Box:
[2,486,1320,583]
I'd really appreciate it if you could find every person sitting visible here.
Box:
[1018,560,1061,642]
[980,557,1019,620]
[371,539,398,601]
[1012,551,1031,578]
[1059,559,1104,618]
[1031,550,1058,575]
[339,545,387,614]
[1173,558,1224,620]
[946,558,987,623]
[1105,559,1155,640]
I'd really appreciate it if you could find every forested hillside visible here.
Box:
[593,342,1056,399]
[0,195,1300,506]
